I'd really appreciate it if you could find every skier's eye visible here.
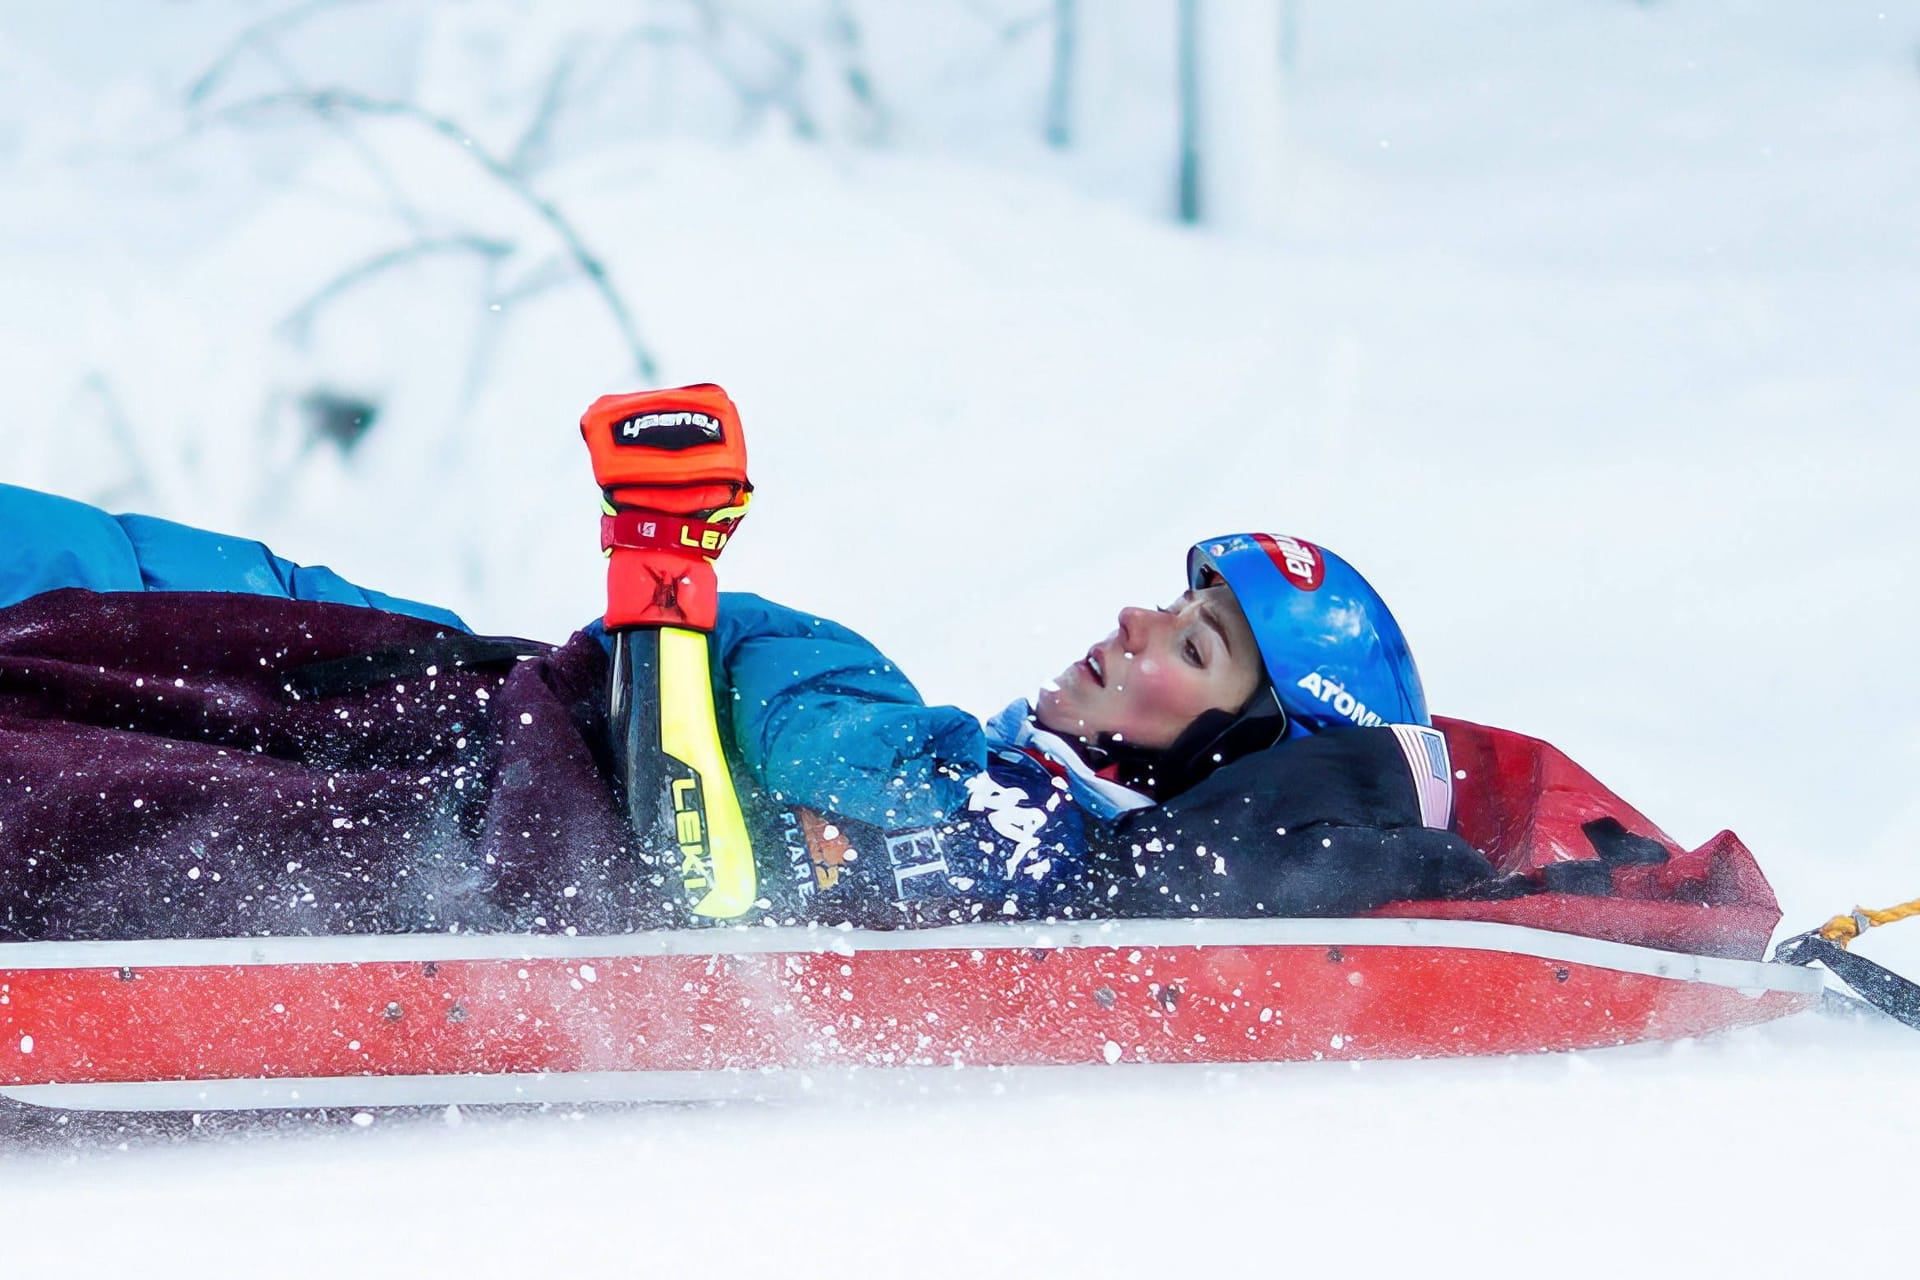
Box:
[1184,639,1203,667]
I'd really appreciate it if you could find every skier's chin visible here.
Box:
[1033,686,1092,742]
[1033,686,1066,731]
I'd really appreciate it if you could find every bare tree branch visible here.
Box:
[936,3,1059,118]
[255,59,431,238]
[186,0,374,106]
[187,0,426,235]
[572,6,881,147]
[507,39,586,177]
[213,89,659,381]
[278,235,515,345]
[571,20,698,117]
[490,252,579,311]
[1176,0,1201,224]
[958,1,1053,43]
[453,251,584,413]
[1046,0,1075,148]
[688,0,818,139]
[827,0,888,143]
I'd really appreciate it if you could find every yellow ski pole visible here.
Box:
[581,386,757,920]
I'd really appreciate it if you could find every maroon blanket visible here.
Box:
[0,590,665,941]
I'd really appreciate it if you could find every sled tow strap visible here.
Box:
[1815,895,1920,947]
[1773,895,1920,1032]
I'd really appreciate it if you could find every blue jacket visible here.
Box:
[0,485,468,631]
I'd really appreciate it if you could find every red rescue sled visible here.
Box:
[0,719,1821,1113]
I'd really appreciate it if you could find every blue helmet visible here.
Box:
[1187,533,1429,739]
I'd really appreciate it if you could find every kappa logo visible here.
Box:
[1254,533,1325,591]
[1296,671,1385,728]
[964,774,1053,881]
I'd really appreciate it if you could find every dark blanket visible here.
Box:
[0,590,657,941]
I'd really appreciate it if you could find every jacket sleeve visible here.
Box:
[0,484,144,608]
[711,592,984,829]
[0,483,466,630]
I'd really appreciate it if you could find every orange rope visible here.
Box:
[1818,896,1920,948]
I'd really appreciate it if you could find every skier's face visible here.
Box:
[1037,582,1265,753]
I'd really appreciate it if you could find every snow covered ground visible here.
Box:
[4,2,1919,1274]
[16,1015,1920,1278]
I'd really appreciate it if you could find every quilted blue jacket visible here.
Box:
[0,484,467,629]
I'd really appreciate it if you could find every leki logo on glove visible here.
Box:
[613,410,724,450]
[1254,533,1324,591]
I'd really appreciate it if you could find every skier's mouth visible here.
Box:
[1082,648,1106,688]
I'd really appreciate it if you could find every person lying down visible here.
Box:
[0,481,1491,941]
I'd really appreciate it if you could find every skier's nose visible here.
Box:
[1116,606,1157,652]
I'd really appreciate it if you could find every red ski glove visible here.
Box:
[580,384,751,631]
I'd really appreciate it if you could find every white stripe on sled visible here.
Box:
[2,1063,1306,1113]
[0,917,1822,995]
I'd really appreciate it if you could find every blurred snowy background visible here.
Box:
[3,1,1918,1274]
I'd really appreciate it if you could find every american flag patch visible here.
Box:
[1390,725,1455,830]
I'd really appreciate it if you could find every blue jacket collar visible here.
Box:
[984,700,1154,819]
